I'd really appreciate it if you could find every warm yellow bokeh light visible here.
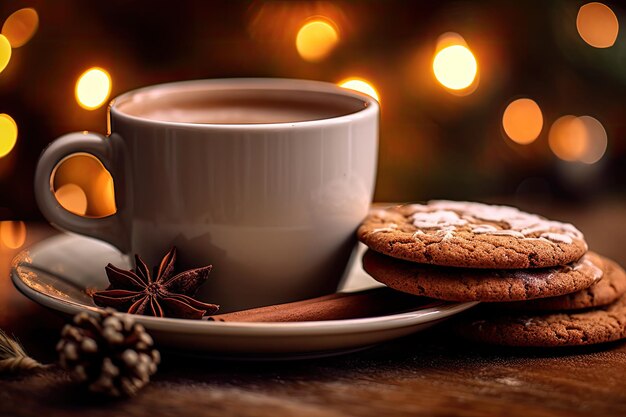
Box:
[576,2,619,48]
[0,221,26,249]
[0,114,18,158]
[549,116,588,161]
[0,34,11,74]
[578,116,608,164]
[75,68,112,110]
[55,184,88,216]
[433,44,478,90]
[1,8,39,48]
[296,19,339,62]
[502,98,543,145]
[436,32,468,50]
[339,78,380,102]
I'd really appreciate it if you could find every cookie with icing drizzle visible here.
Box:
[358,201,588,269]
[457,291,626,347]
[503,256,626,311]
[362,250,603,302]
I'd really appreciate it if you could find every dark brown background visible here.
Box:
[0,0,625,220]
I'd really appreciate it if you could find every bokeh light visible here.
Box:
[54,184,88,216]
[578,116,608,164]
[75,67,112,110]
[0,34,11,74]
[549,116,588,162]
[549,115,608,164]
[339,78,380,102]
[295,19,339,62]
[0,114,18,158]
[0,221,26,249]
[502,98,543,145]
[94,169,117,215]
[1,8,39,48]
[53,154,116,217]
[433,44,477,90]
[576,2,619,48]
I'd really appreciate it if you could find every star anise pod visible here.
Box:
[92,247,219,319]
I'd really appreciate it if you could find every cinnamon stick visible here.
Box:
[207,287,442,322]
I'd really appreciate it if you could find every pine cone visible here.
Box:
[57,309,160,397]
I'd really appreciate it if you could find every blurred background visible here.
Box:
[0,0,624,235]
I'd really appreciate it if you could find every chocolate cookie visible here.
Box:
[504,257,626,311]
[458,294,626,347]
[362,249,603,302]
[358,201,588,269]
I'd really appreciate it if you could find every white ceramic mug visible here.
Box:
[35,78,379,311]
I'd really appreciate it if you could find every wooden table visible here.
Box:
[2,200,626,417]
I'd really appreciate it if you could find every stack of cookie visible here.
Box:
[358,201,626,347]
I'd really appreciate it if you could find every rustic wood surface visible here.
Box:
[1,200,626,417]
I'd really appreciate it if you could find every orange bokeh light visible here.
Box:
[0,221,26,249]
[53,154,116,217]
[338,78,380,102]
[295,18,339,62]
[578,116,608,164]
[1,8,39,48]
[55,184,88,216]
[576,2,619,48]
[95,169,117,215]
[549,116,587,161]
[549,115,609,164]
[502,98,543,145]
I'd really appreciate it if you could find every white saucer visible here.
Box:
[11,234,478,359]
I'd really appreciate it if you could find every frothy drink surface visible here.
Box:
[117,89,366,124]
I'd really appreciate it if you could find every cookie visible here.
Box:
[457,293,626,347]
[358,201,587,269]
[362,249,603,302]
[504,257,626,311]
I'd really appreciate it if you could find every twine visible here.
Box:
[0,356,48,373]
[0,329,49,375]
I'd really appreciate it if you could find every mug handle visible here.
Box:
[34,132,130,252]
